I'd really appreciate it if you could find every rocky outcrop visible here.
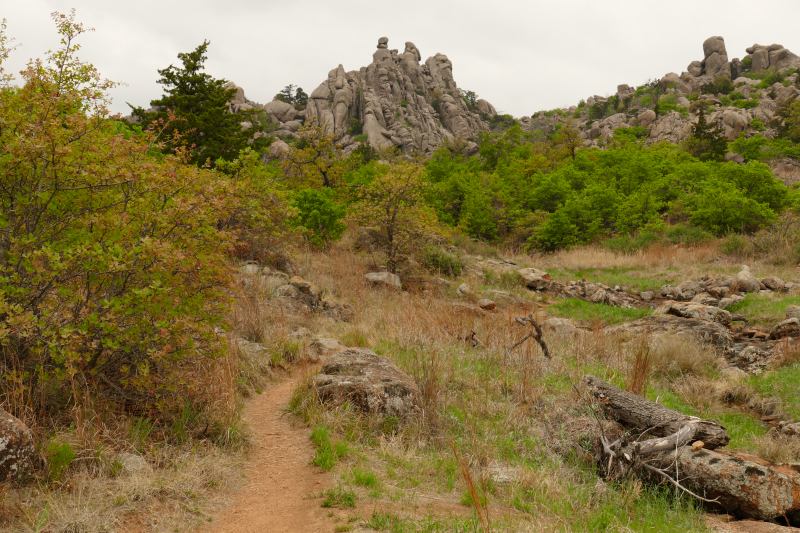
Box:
[744,43,800,73]
[687,36,732,79]
[311,348,422,418]
[300,38,493,154]
[654,301,732,326]
[610,315,734,354]
[0,408,35,482]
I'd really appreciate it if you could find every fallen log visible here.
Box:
[584,375,730,449]
[652,447,800,522]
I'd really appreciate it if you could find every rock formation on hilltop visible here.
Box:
[225,38,497,157]
[524,35,800,182]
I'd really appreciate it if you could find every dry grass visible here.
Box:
[649,335,719,379]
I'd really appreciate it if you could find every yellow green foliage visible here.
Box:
[0,13,253,415]
[348,163,440,272]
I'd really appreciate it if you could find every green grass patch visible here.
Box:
[727,293,800,328]
[352,467,379,488]
[311,425,349,471]
[547,266,676,293]
[322,485,356,508]
[751,362,800,420]
[548,298,652,325]
[649,387,767,451]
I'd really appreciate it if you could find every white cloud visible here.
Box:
[3,0,799,117]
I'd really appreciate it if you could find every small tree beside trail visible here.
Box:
[348,164,439,273]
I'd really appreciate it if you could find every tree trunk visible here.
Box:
[584,375,730,449]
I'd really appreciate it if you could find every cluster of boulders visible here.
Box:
[524,35,800,174]
[239,263,354,322]
[224,37,497,159]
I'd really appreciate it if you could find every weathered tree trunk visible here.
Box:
[653,447,800,522]
[584,375,730,449]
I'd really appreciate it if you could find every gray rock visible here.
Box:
[786,305,800,320]
[478,299,496,310]
[640,291,654,301]
[311,348,422,418]
[0,408,35,482]
[771,318,800,340]
[735,265,761,293]
[309,338,346,360]
[654,301,732,326]
[365,272,402,289]
[457,283,472,296]
[113,452,151,474]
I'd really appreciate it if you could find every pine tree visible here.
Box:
[684,109,728,162]
[130,41,264,166]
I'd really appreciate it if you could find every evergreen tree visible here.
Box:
[130,41,264,166]
[684,109,727,162]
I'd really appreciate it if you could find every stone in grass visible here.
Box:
[457,283,472,296]
[0,408,35,482]
[311,348,421,419]
[365,272,402,289]
[113,452,152,474]
[478,299,496,310]
[309,338,346,361]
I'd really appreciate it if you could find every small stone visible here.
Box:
[692,441,705,452]
[786,305,800,320]
[640,291,654,301]
[113,452,151,474]
[478,299,496,310]
[365,272,402,289]
[457,283,472,296]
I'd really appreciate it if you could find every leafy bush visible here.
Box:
[291,188,346,248]
[0,15,238,414]
[756,72,786,89]
[347,118,363,136]
[354,133,368,143]
[749,117,767,131]
[701,76,735,96]
[47,441,76,481]
[604,231,662,253]
[664,225,713,244]
[421,246,463,277]
[735,98,759,109]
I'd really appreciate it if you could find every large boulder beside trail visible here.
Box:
[311,348,422,418]
[0,408,35,482]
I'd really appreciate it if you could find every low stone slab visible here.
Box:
[311,348,421,418]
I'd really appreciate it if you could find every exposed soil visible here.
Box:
[202,377,336,533]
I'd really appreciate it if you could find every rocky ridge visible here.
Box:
[524,36,800,183]
[224,37,497,158]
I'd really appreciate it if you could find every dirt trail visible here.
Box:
[204,377,335,533]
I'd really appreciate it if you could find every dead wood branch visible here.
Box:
[584,375,730,448]
[508,315,550,358]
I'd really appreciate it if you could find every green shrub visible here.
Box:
[47,441,76,481]
[604,231,662,253]
[291,188,347,248]
[756,72,786,89]
[347,117,363,136]
[354,133,368,143]
[664,225,713,244]
[311,425,349,471]
[736,98,759,109]
[702,76,735,95]
[421,245,463,277]
[749,117,767,131]
[0,14,242,415]
[721,233,748,255]
[577,99,585,108]
[741,57,752,70]
[400,99,408,107]
[729,91,745,101]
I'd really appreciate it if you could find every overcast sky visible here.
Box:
[3,1,799,117]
